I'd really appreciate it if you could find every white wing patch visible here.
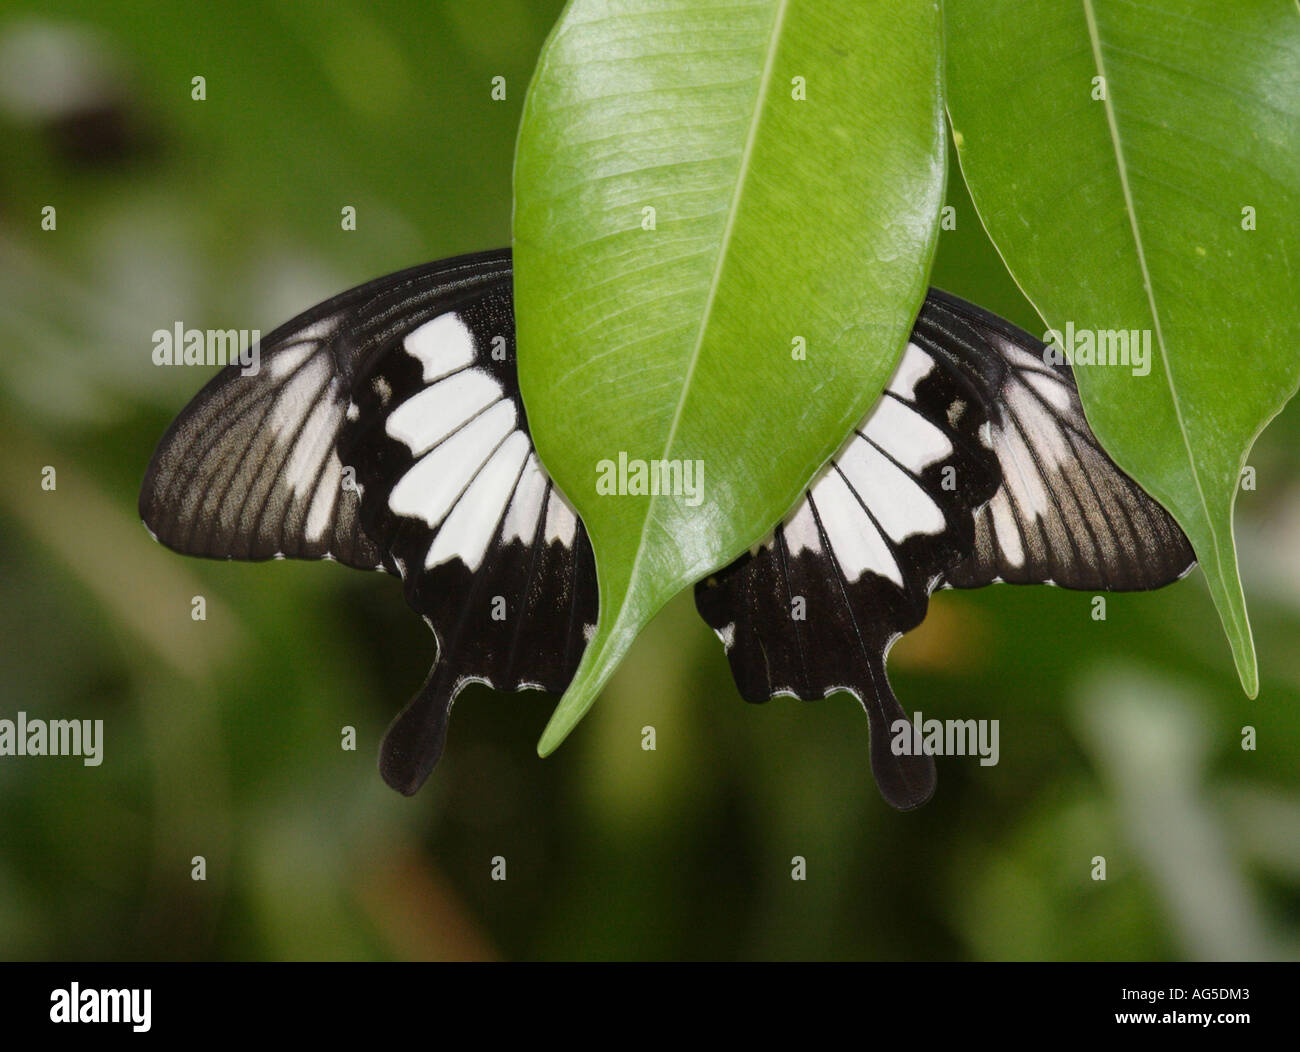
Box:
[258,349,361,553]
[838,439,944,543]
[889,342,934,400]
[993,391,1058,524]
[939,315,1193,591]
[386,367,504,456]
[267,341,317,379]
[282,394,341,498]
[374,305,588,575]
[425,430,531,571]
[780,500,821,558]
[267,352,332,442]
[403,312,477,382]
[388,399,517,526]
[865,397,952,472]
[500,455,550,545]
[974,355,1109,575]
[544,488,579,546]
[811,469,902,586]
[988,491,1026,569]
[304,452,345,544]
[1024,369,1073,413]
[761,341,958,588]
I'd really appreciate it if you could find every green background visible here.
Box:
[0,0,1296,960]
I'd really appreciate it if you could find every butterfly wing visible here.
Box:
[144,252,1194,807]
[695,290,1195,810]
[336,267,597,794]
[694,321,1006,810]
[923,292,1195,590]
[139,251,512,568]
[139,249,597,795]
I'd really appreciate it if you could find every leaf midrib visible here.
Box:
[1080,0,1226,574]
[620,0,792,600]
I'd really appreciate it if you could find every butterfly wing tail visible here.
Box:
[696,569,936,811]
[861,658,936,812]
[378,659,464,796]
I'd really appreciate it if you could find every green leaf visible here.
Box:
[514,0,945,753]
[946,0,1300,697]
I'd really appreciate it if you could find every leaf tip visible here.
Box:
[536,682,596,757]
[1218,588,1258,698]
[536,719,566,758]
[1233,643,1259,700]
[1222,577,1258,699]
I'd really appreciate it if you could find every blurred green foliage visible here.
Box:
[0,0,1296,961]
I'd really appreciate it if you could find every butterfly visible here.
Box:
[139,247,1195,810]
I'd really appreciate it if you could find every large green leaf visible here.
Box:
[514,0,945,753]
[946,0,1300,697]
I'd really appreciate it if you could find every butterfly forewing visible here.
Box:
[921,292,1195,590]
[139,252,514,568]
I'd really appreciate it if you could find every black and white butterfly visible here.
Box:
[140,248,1194,810]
